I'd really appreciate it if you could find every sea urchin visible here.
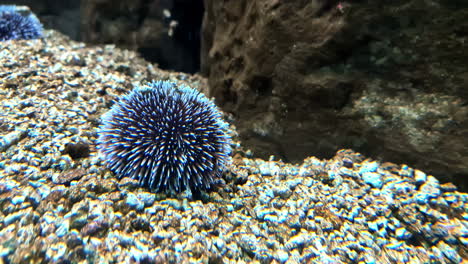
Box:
[0,5,43,41]
[98,81,231,195]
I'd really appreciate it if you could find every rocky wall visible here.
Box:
[201,0,468,190]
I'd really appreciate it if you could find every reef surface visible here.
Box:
[0,31,466,263]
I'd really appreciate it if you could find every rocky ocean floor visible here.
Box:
[0,30,467,263]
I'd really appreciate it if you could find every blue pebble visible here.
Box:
[327,170,337,180]
[137,192,156,207]
[161,199,183,210]
[358,161,379,174]
[258,162,272,176]
[395,227,412,240]
[423,183,441,197]
[258,186,274,202]
[125,193,144,211]
[385,241,403,250]
[286,178,303,189]
[362,172,383,188]
[4,211,22,225]
[367,221,379,232]
[276,250,289,263]
[441,246,462,263]
[264,214,279,223]
[286,167,299,176]
[254,206,270,220]
[414,192,429,204]
[37,184,51,199]
[55,221,69,237]
[10,195,25,205]
[399,165,414,177]
[349,206,361,219]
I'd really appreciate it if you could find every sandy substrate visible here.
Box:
[0,30,466,263]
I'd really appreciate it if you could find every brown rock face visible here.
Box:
[201,0,468,190]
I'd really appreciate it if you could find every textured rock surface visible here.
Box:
[201,0,468,191]
[0,30,467,263]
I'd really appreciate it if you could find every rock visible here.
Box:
[361,172,383,189]
[201,0,468,191]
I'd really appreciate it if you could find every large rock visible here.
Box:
[201,0,468,190]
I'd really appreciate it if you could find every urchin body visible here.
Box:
[0,6,43,41]
[98,81,231,194]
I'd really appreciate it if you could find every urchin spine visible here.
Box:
[98,81,231,195]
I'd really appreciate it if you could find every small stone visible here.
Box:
[125,192,144,211]
[419,181,441,200]
[273,185,292,198]
[414,169,427,183]
[52,169,86,184]
[11,195,25,205]
[395,227,411,240]
[399,164,414,177]
[358,161,379,174]
[56,219,70,238]
[81,219,109,237]
[264,214,279,223]
[137,192,156,207]
[0,129,28,152]
[276,249,289,263]
[285,232,312,250]
[362,172,383,188]
[4,209,31,225]
[440,182,457,192]
[46,242,67,262]
[254,205,271,220]
[437,241,462,263]
[367,221,379,232]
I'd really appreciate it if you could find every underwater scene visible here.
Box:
[0,1,467,263]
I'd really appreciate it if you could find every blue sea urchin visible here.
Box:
[0,5,43,41]
[98,81,231,195]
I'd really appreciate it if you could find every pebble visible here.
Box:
[137,192,156,207]
[46,242,67,262]
[276,249,289,263]
[414,169,427,183]
[285,232,312,250]
[358,161,379,174]
[10,195,25,205]
[361,172,383,188]
[395,227,411,240]
[4,210,28,226]
[125,192,144,211]
[438,241,462,263]
[0,129,28,152]
[55,219,70,238]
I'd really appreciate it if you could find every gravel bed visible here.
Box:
[0,30,466,263]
